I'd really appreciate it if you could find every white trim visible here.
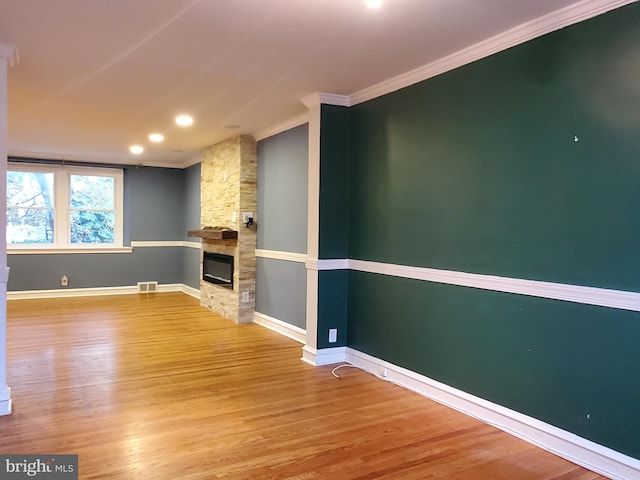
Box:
[305,258,350,271]
[6,283,195,300]
[304,102,322,353]
[8,247,133,255]
[180,284,200,299]
[344,348,640,480]
[304,257,640,311]
[253,312,306,344]
[255,249,307,263]
[350,259,640,312]
[183,151,203,168]
[156,283,186,293]
[301,93,351,109]
[316,259,349,271]
[8,286,139,300]
[7,163,125,249]
[254,113,309,141]
[8,149,188,169]
[301,345,346,366]
[131,240,200,249]
[0,43,18,66]
[0,387,11,417]
[349,0,636,106]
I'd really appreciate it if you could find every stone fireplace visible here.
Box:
[194,135,257,323]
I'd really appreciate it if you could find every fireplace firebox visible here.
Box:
[203,252,234,289]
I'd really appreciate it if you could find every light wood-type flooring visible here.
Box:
[1,293,604,479]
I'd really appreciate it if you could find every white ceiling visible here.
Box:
[0,0,628,168]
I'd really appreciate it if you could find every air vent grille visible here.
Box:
[138,281,158,293]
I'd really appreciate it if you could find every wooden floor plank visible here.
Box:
[0,293,604,479]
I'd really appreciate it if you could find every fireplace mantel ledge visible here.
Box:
[188,229,238,241]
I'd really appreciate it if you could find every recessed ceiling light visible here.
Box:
[366,0,382,7]
[175,115,194,127]
[130,145,144,154]
[149,133,164,143]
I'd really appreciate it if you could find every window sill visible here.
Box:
[7,246,134,255]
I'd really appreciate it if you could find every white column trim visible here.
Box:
[304,101,322,353]
[0,43,18,66]
[0,42,16,417]
[345,347,640,480]
[301,346,347,366]
[0,386,11,416]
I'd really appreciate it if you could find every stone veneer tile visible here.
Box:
[200,135,257,323]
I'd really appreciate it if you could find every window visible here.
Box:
[7,163,124,250]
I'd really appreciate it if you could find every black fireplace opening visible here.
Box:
[203,252,234,289]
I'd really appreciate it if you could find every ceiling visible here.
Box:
[0,0,625,168]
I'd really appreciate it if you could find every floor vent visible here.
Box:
[138,281,158,293]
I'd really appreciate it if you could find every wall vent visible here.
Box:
[138,281,158,293]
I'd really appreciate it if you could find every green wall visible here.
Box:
[348,5,640,290]
[318,4,640,459]
[348,271,640,456]
[316,105,350,348]
[319,105,350,260]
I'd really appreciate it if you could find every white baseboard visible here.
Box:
[7,283,199,300]
[301,345,347,366]
[179,284,200,299]
[8,286,138,299]
[344,348,640,480]
[253,312,306,344]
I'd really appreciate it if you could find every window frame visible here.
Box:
[7,162,126,253]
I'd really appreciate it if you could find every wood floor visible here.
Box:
[1,293,603,479]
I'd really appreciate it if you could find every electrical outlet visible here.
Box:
[242,291,250,303]
[242,212,254,226]
[61,275,69,286]
[328,328,337,343]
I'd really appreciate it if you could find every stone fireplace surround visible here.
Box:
[196,135,257,324]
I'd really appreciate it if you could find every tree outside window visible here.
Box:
[70,175,115,244]
[6,164,123,248]
[7,171,55,244]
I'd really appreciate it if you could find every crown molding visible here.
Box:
[350,0,636,106]
[301,92,351,109]
[253,112,309,141]
[182,150,203,168]
[8,149,187,169]
[0,42,18,66]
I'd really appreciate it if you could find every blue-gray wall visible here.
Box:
[126,166,185,242]
[256,124,308,329]
[8,164,201,291]
[182,163,201,289]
